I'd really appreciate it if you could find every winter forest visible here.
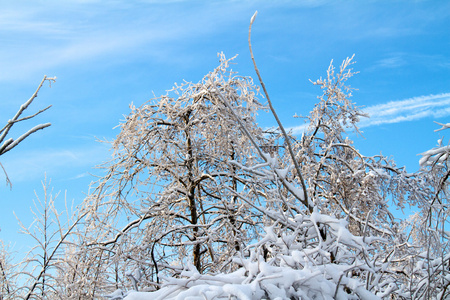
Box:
[1,13,449,300]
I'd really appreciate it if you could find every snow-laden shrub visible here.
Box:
[104,208,394,299]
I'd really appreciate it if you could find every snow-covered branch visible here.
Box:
[0,75,55,187]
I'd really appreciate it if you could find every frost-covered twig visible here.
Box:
[0,75,55,187]
[434,121,450,132]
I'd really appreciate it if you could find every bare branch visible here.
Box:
[248,11,310,212]
[434,121,450,132]
[0,76,55,187]
[0,76,54,143]
[0,123,51,156]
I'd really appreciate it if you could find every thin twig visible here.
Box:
[0,162,11,189]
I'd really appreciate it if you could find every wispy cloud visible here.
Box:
[370,55,406,69]
[0,2,247,81]
[288,93,450,134]
[0,143,110,183]
[0,9,69,35]
[367,52,450,72]
[0,23,189,81]
[360,93,450,127]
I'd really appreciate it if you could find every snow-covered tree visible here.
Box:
[106,54,447,299]
[70,53,279,294]
[4,14,449,300]
[95,14,447,299]
[401,122,450,299]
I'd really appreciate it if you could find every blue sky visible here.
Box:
[0,0,449,253]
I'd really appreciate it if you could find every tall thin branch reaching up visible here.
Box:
[248,11,311,212]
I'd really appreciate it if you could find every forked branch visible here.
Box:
[0,75,55,187]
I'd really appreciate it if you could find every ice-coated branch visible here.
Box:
[0,75,55,187]
[23,211,86,300]
[0,123,51,156]
[419,145,450,167]
[434,121,450,132]
[248,11,310,212]
[0,75,55,144]
[0,162,11,187]
[212,86,310,212]
[9,105,52,124]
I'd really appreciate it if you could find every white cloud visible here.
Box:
[287,93,450,134]
[360,93,450,127]
[288,123,308,135]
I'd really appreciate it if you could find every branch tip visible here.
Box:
[250,11,258,25]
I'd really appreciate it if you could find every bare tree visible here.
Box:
[0,178,85,300]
